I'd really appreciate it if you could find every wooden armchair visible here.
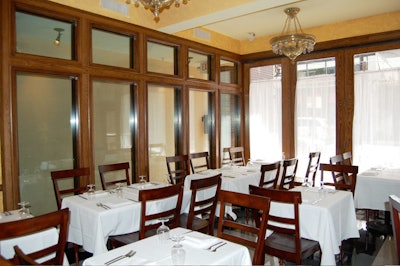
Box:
[166,155,190,184]
[0,209,69,265]
[319,163,358,195]
[98,162,131,190]
[189,152,210,173]
[278,158,298,190]
[228,147,245,166]
[258,161,281,189]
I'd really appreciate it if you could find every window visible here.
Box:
[16,11,75,60]
[353,49,400,171]
[148,84,182,182]
[17,72,76,215]
[220,59,238,84]
[295,58,336,175]
[189,50,212,80]
[92,80,134,187]
[220,93,241,161]
[249,64,282,161]
[92,29,135,68]
[147,41,178,75]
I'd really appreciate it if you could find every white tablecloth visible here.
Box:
[354,167,400,211]
[82,227,252,265]
[0,210,69,265]
[184,166,261,219]
[269,186,360,266]
[61,184,191,255]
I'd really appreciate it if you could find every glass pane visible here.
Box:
[148,84,180,183]
[17,72,74,215]
[93,80,133,188]
[220,59,238,84]
[147,42,176,75]
[189,51,211,80]
[92,29,133,68]
[189,90,212,153]
[249,65,282,161]
[220,93,241,163]
[353,49,400,171]
[16,11,74,60]
[295,58,336,176]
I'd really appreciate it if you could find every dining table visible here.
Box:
[82,227,252,265]
[184,164,262,219]
[0,210,69,265]
[270,186,360,266]
[61,182,192,255]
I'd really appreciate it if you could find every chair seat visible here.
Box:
[180,213,209,234]
[108,229,158,248]
[266,232,320,260]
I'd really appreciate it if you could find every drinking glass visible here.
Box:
[247,159,254,167]
[171,234,185,265]
[139,175,147,184]
[87,184,95,199]
[115,183,123,198]
[302,177,312,187]
[18,201,30,219]
[157,217,170,243]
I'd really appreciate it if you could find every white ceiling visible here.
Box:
[157,0,400,41]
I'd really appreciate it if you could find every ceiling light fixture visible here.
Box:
[53,28,64,46]
[270,7,316,63]
[125,0,189,20]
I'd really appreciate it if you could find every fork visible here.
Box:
[210,242,227,252]
[96,203,110,209]
[206,241,223,250]
[105,250,135,265]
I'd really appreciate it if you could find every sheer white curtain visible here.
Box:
[295,74,336,174]
[249,79,282,162]
[353,68,400,172]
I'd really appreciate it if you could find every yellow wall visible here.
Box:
[48,1,400,55]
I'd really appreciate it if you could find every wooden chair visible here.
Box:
[228,147,245,166]
[294,152,321,187]
[278,158,298,190]
[51,167,90,265]
[330,154,344,165]
[389,195,400,264]
[108,184,184,247]
[217,190,270,265]
[0,209,69,265]
[319,163,358,195]
[249,186,321,265]
[342,151,353,165]
[189,151,210,173]
[180,173,221,235]
[166,155,190,184]
[258,161,281,189]
[98,162,131,190]
[0,255,14,266]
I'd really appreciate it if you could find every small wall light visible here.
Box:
[248,32,255,42]
[53,28,64,46]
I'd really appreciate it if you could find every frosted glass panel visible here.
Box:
[220,93,241,156]
[189,90,212,153]
[17,72,74,215]
[93,80,133,187]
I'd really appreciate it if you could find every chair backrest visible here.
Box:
[228,147,245,166]
[51,167,90,209]
[389,194,400,264]
[217,190,270,265]
[330,154,344,164]
[98,162,131,190]
[259,161,281,189]
[189,152,210,173]
[221,147,231,166]
[0,209,69,265]
[249,186,302,263]
[138,184,183,239]
[342,151,353,165]
[305,152,321,186]
[187,173,222,234]
[166,155,190,184]
[319,163,358,195]
[278,158,298,190]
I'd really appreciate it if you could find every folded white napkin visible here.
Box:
[183,231,220,249]
[102,198,133,208]
[80,191,109,199]
[362,171,379,176]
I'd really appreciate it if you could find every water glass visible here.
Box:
[87,184,96,199]
[18,201,30,219]
[171,234,185,265]
[139,175,147,184]
[115,183,123,198]
[302,177,312,187]
[157,217,170,243]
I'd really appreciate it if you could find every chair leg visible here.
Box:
[73,243,80,265]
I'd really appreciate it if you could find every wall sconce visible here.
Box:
[53,28,64,46]
[248,32,255,42]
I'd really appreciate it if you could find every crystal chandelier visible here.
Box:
[270,7,316,62]
[125,0,188,20]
